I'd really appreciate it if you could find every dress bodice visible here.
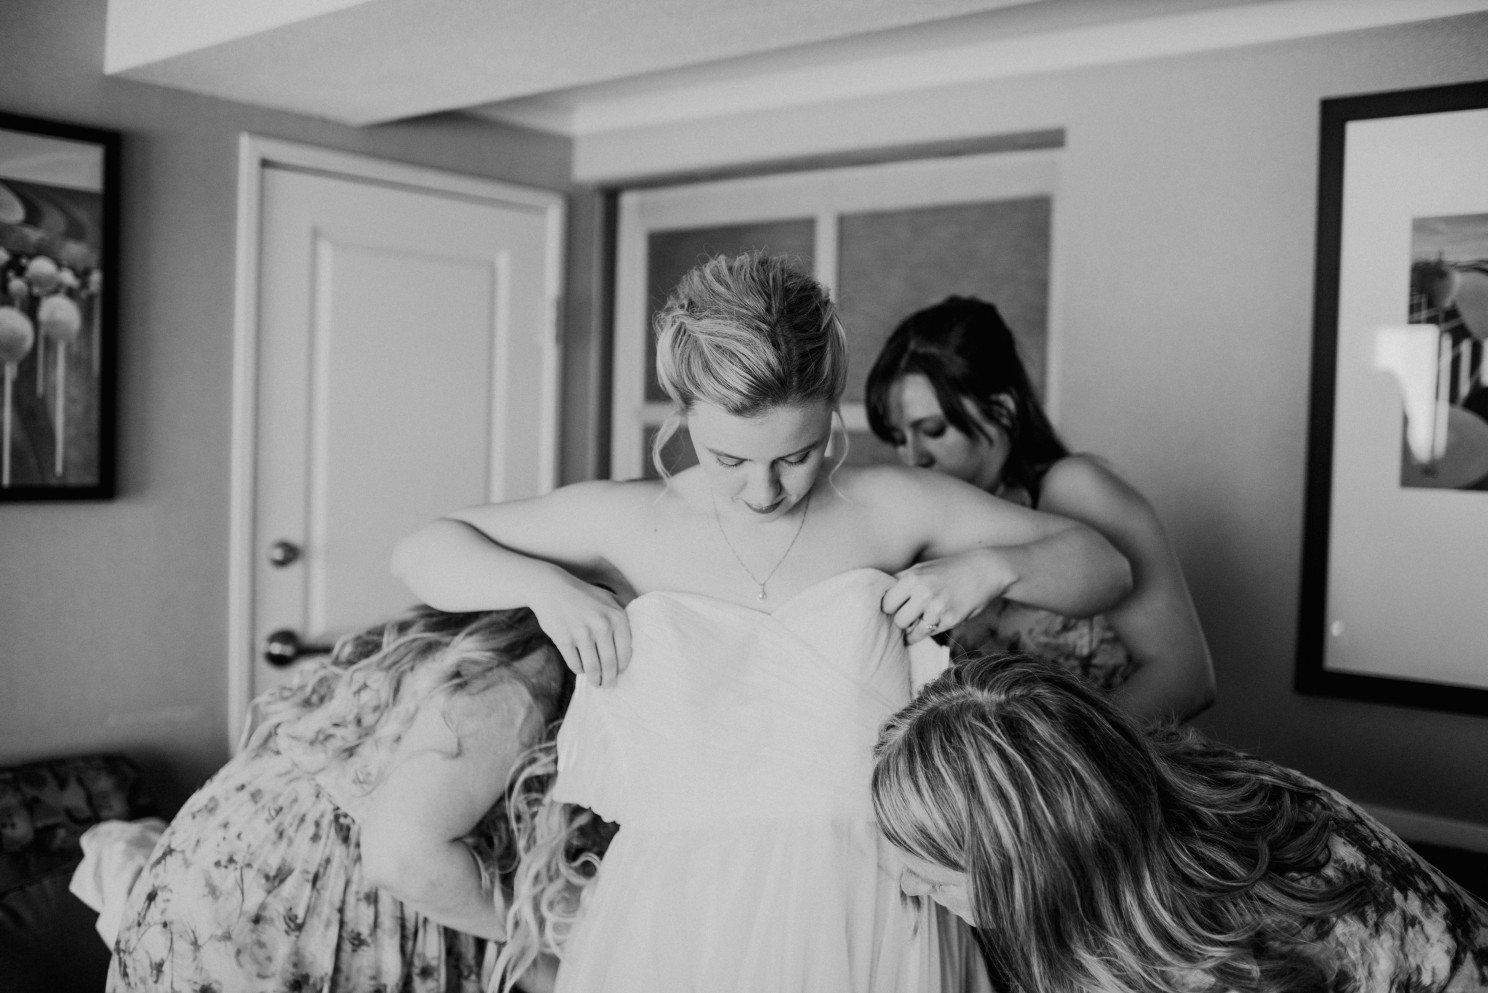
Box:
[554,568,912,830]
[550,568,990,992]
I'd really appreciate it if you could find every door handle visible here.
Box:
[268,540,301,568]
[263,628,336,667]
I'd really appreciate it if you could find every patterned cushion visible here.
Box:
[0,754,158,893]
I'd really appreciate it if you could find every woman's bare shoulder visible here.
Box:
[493,477,669,525]
[828,463,987,543]
[832,462,946,502]
[552,476,666,504]
[1038,455,1163,535]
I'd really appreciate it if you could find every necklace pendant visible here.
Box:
[710,491,810,609]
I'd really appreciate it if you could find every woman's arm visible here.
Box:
[358,681,540,941]
[873,465,1132,641]
[390,481,634,685]
[391,480,632,611]
[1037,456,1216,722]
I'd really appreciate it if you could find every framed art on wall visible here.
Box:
[1296,78,1488,715]
[0,111,119,501]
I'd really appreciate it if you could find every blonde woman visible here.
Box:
[391,252,1132,991]
[107,606,608,993]
[873,654,1488,993]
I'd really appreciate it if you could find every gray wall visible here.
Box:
[2,0,1485,831]
[577,12,1488,827]
[0,0,573,812]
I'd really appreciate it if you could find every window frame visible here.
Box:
[610,149,1063,481]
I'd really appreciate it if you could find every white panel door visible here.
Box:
[232,147,561,738]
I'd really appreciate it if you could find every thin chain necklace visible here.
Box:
[710,492,812,600]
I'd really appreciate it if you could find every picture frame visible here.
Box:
[1297,78,1488,716]
[0,111,119,501]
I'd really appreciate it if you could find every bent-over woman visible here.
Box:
[873,654,1488,993]
[107,605,608,993]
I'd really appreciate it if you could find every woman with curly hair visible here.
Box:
[872,654,1488,993]
[107,605,610,993]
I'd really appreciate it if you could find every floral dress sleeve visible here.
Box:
[1283,774,1488,992]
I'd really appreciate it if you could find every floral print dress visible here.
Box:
[945,477,1134,693]
[1289,777,1488,992]
[1168,760,1488,993]
[947,600,1133,692]
[105,664,514,993]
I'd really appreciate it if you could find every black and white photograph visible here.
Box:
[1403,213,1488,491]
[2,3,1487,991]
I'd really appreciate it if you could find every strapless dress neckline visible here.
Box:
[630,566,894,617]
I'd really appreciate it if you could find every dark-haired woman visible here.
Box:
[866,295,1215,721]
[873,654,1488,993]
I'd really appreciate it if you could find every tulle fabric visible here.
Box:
[552,568,989,992]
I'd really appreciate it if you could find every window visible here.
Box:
[611,149,1061,480]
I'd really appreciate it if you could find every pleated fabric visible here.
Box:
[553,568,990,993]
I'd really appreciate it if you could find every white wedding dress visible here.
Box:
[552,568,989,992]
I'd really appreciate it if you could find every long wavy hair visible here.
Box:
[872,654,1369,993]
[864,296,1068,501]
[243,605,566,782]
[650,251,850,478]
[243,605,612,992]
[489,741,616,991]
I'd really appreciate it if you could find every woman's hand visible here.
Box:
[390,481,642,687]
[530,570,632,687]
[882,548,1011,645]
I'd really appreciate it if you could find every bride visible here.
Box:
[391,251,1132,992]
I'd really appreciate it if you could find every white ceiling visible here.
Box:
[104,0,1488,137]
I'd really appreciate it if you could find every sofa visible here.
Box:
[0,753,161,993]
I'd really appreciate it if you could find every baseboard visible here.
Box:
[1364,804,1488,854]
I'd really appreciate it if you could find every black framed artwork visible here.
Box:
[1297,79,1488,715]
[0,111,119,500]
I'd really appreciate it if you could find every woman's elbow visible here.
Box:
[1090,531,1134,609]
[389,531,427,589]
[1111,551,1136,603]
[389,529,458,609]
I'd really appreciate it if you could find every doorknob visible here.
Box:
[267,540,301,567]
[263,628,336,667]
